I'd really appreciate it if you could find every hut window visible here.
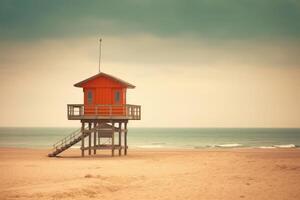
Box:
[114,91,120,104]
[87,91,93,104]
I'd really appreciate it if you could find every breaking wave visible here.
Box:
[273,144,296,148]
[215,143,243,148]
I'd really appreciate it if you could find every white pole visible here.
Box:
[99,38,102,73]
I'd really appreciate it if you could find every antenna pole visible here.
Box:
[99,38,102,73]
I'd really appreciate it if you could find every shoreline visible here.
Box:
[0,145,299,152]
[1,127,299,152]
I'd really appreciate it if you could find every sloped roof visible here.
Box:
[74,72,136,88]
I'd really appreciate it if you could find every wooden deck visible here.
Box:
[67,104,141,120]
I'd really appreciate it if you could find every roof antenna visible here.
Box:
[98,38,102,73]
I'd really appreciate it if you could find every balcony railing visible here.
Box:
[67,104,141,120]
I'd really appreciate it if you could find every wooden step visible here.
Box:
[49,123,120,157]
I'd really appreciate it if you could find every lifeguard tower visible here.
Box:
[48,72,141,157]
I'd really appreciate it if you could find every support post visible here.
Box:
[81,122,85,157]
[124,122,127,155]
[94,122,97,154]
[88,122,92,155]
[118,122,122,156]
[112,122,115,157]
[98,126,100,146]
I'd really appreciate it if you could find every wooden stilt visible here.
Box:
[118,122,122,156]
[98,128,100,146]
[98,122,101,148]
[124,122,127,155]
[81,122,85,157]
[88,122,92,155]
[93,122,97,154]
[112,122,115,157]
[78,120,129,157]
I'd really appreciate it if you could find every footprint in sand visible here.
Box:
[84,174,93,178]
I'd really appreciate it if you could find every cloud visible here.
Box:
[0,0,300,40]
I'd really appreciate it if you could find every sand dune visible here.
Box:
[0,148,300,200]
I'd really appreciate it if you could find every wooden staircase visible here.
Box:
[48,125,97,157]
[48,122,127,157]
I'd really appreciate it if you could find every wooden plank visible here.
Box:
[98,129,113,134]
[83,145,122,150]
[99,134,113,138]
[124,122,127,155]
[96,128,125,132]
[81,122,85,157]
[112,122,115,157]
[88,123,92,155]
[93,122,97,154]
[118,122,122,156]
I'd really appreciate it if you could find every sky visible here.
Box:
[0,0,299,127]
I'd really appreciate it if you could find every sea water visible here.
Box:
[0,127,299,149]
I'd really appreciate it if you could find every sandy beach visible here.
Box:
[0,148,300,200]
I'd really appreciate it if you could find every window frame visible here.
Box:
[87,90,93,104]
[114,90,121,104]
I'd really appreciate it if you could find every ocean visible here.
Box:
[0,127,299,149]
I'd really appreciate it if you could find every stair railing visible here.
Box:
[52,127,83,150]
[52,124,103,151]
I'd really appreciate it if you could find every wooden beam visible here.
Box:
[124,122,127,155]
[112,122,115,157]
[98,122,101,147]
[93,122,97,154]
[81,122,85,157]
[118,122,122,156]
[88,122,92,155]
[82,145,122,150]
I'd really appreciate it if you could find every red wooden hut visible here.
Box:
[74,72,135,116]
[49,72,141,157]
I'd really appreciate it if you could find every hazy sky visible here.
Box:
[0,0,299,127]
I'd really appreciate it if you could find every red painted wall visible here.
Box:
[81,76,127,115]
